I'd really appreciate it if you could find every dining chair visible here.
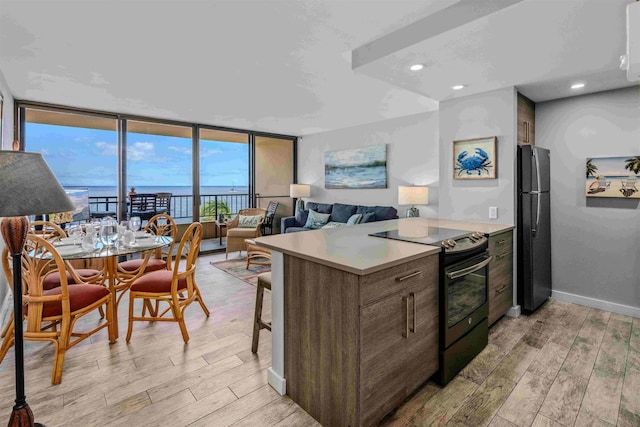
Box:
[261,201,279,235]
[225,208,267,258]
[126,221,207,343]
[0,234,115,384]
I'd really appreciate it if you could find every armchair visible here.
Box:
[225,208,266,258]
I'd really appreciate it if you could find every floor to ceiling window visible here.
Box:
[198,128,249,221]
[18,102,297,235]
[126,120,193,223]
[23,107,119,219]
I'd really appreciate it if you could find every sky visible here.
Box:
[589,156,638,177]
[26,123,249,187]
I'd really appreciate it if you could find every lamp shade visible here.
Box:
[398,186,429,206]
[0,151,74,217]
[290,184,311,198]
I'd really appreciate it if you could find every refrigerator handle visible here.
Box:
[532,149,541,235]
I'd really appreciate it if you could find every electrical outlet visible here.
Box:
[489,206,498,219]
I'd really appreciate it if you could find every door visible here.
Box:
[360,293,407,427]
[405,280,438,393]
[530,191,551,310]
[532,147,550,192]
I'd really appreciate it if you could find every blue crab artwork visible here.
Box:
[455,148,493,176]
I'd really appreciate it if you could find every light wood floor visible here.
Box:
[0,252,638,426]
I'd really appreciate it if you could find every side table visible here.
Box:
[245,238,272,269]
[216,221,227,245]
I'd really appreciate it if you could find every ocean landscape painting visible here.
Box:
[324,144,387,189]
[586,156,640,198]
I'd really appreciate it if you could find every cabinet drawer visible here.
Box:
[489,251,512,291]
[360,255,438,307]
[488,231,513,255]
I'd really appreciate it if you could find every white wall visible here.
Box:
[0,66,15,329]
[438,87,517,226]
[536,86,640,316]
[297,111,440,218]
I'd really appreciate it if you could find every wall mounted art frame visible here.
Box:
[586,156,640,199]
[0,90,3,148]
[453,136,497,179]
[324,144,387,189]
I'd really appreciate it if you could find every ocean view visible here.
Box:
[81,185,249,198]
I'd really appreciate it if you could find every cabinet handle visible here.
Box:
[410,292,416,333]
[496,252,511,259]
[496,285,510,294]
[403,296,409,338]
[496,239,508,245]
[396,271,421,282]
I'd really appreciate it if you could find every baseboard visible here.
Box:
[267,367,286,395]
[506,305,521,318]
[552,290,640,318]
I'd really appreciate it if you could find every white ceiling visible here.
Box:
[0,0,637,137]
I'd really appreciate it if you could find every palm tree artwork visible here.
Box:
[624,156,640,175]
[586,156,640,199]
[586,159,598,178]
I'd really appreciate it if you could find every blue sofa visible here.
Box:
[281,202,398,233]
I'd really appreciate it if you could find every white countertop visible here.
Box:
[255,217,513,276]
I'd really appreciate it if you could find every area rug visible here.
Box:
[210,257,270,286]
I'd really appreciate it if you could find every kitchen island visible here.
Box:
[255,217,514,427]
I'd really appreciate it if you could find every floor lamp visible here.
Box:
[0,151,74,427]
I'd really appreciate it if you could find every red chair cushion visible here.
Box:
[25,284,109,318]
[130,270,187,294]
[118,258,166,273]
[42,269,101,290]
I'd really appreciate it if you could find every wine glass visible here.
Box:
[68,224,83,246]
[100,217,118,247]
[129,216,141,244]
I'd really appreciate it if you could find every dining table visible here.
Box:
[52,232,172,339]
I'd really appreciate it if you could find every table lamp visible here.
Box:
[0,151,74,427]
[290,184,310,211]
[398,185,429,217]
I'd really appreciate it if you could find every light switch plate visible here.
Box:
[489,206,498,219]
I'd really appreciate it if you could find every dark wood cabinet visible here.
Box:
[284,254,439,427]
[488,230,514,326]
[517,93,535,145]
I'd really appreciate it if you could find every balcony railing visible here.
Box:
[89,193,250,222]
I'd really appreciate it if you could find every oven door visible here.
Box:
[443,252,492,348]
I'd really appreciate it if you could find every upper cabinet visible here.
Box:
[517,93,535,145]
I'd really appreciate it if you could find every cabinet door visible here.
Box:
[488,231,514,326]
[405,276,439,393]
[360,293,407,427]
[518,93,535,145]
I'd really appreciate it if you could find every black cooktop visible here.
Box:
[369,226,471,246]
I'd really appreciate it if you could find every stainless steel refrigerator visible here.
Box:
[517,145,551,313]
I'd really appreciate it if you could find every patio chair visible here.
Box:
[155,192,172,216]
[261,201,279,235]
[225,208,267,258]
[129,193,157,222]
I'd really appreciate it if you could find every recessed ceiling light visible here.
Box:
[409,64,424,71]
[571,82,585,90]
[452,85,465,90]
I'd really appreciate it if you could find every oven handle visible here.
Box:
[446,255,493,280]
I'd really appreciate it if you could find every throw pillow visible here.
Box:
[330,203,357,223]
[322,221,346,229]
[295,209,309,227]
[347,213,363,225]
[361,212,376,223]
[304,209,331,229]
[238,214,263,228]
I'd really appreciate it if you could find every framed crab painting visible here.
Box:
[453,136,497,180]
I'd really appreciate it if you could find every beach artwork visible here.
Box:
[453,136,497,179]
[586,156,640,198]
[325,144,387,189]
